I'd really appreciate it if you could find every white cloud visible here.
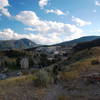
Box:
[95,30,100,32]
[14,11,84,44]
[39,0,48,9]
[0,28,62,44]
[72,16,92,27]
[0,28,22,40]
[95,1,100,6]
[1,8,11,17]
[89,29,100,33]
[0,0,9,8]
[24,28,36,32]
[0,0,11,17]
[15,11,39,26]
[46,9,66,15]
[0,28,84,45]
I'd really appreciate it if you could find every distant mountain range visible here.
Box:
[0,36,100,50]
[0,38,37,50]
[73,38,100,52]
[55,36,100,47]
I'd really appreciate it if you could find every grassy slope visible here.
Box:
[57,47,100,100]
[59,47,100,79]
[1,46,100,100]
[0,75,48,100]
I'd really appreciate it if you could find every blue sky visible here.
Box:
[0,0,100,44]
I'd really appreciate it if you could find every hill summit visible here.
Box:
[0,38,37,50]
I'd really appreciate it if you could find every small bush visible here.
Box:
[33,69,53,87]
[91,59,100,65]
[21,70,29,75]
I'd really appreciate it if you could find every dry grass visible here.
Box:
[58,95,70,100]
[0,75,47,100]
[0,75,33,86]
[59,71,79,80]
[59,55,100,81]
[69,57,100,73]
[0,72,54,100]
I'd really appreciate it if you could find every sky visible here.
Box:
[0,0,100,44]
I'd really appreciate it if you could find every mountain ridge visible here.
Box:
[0,38,37,50]
[54,36,100,46]
[0,36,100,50]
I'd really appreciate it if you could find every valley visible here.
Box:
[0,36,100,100]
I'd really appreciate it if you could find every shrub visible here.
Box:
[91,59,100,65]
[21,70,29,75]
[33,69,53,87]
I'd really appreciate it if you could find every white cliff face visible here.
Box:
[20,58,29,69]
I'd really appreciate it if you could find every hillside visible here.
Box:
[0,36,100,100]
[1,46,100,100]
[64,47,100,74]
[55,36,100,47]
[73,38,100,52]
[0,38,37,50]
